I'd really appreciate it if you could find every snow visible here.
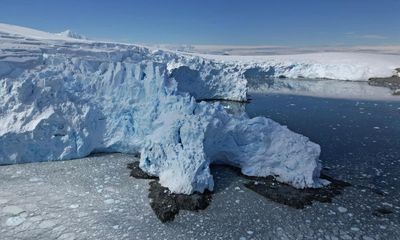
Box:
[0,23,86,41]
[1,23,398,194]
[56,30,87,40]
[154,44,400,80]
[201,52,400,81]
[152,43,400,56]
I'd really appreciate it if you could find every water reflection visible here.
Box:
[244,93,400,199]
[248,78,396,100]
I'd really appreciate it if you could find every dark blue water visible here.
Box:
[245,93,400,197]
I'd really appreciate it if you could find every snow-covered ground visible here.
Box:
[151,43,400,56]
[1,23,399,194]
[154,44,400,81]
[199,52,400,81]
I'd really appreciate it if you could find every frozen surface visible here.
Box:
[0,154,399,240]
[154,44,400,81]
[203,52,400,81]
[151,43,400,56]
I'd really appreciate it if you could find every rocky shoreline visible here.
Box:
[128,161,213,222]
[128,161,351,222]
[368,68,400,95]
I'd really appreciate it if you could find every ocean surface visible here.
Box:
[244,82,400,202]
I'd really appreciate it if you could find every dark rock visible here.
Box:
[127,161,157,179]
[129,162,349,221]
[368,75,400,95]
[128,161,212,222]
[373,207,394,217]
[215,164,351,209]
[370,188,387,196]
[243,173,350,209]
[148,181,212,222]
[195,98,250,103]
[88,152,117,157]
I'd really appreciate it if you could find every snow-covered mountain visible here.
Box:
[0,23,398,194]
[0,23,87,41]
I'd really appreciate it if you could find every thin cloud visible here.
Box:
[345,32,388,40]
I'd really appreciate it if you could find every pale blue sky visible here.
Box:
[1,0,399,46]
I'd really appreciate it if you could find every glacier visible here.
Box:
[1,23,398,194]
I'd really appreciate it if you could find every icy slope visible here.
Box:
[0,23,354,194]
[0,23,85,41]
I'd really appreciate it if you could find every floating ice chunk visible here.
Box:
[104,199,115,205]
[6,216,26,226]
[338,206,348,213]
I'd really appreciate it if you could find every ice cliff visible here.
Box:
[5,23,397,194]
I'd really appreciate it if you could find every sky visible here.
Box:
[0,0,399,46]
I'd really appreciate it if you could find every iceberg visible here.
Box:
[9,23,395,194]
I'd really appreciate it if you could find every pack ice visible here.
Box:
[0,23,348,194]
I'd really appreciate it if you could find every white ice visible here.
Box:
[2,23,398,194]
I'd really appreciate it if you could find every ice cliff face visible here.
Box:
[0,24,331,194]
[200,53,400,81]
